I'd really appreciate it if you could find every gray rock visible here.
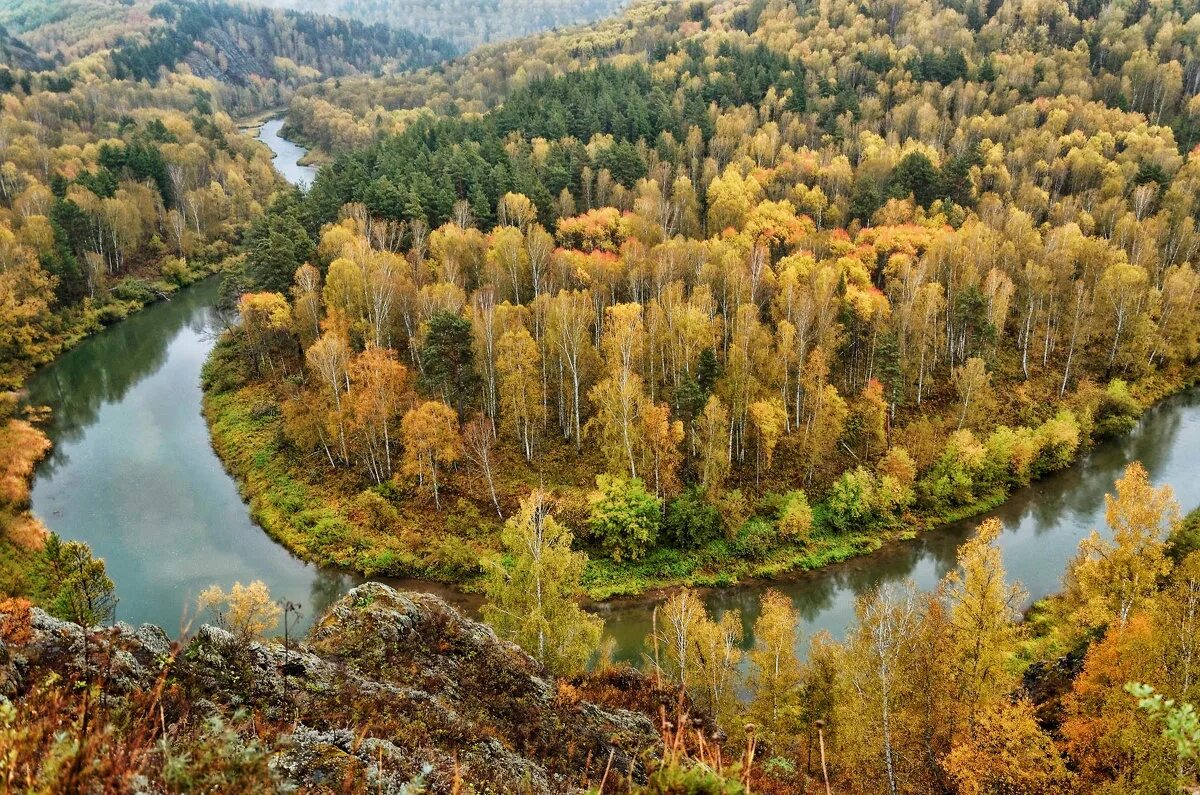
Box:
[7,584,673,793]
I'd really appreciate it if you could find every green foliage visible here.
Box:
[1127,683,1200,768]
[160,712,277,791]
[888,151,940,207]
[826,467,878,532]
[663,486,722,549]
[483,491,602,674]
[696,348,720,395]
[1167,508,1200,565]
[42,534,117,627]
[240,194,315,294]
[587,474,661,561]
[634,763,746,794]
[419,310,478,414]
[777,490,814,542]
[731,517,777,561]
[1094,379,1143,438]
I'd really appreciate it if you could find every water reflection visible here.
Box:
[27,278,357,635]
[599,388,1200,664]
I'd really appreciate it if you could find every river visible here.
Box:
[258,118,318,188]
[25,121,1200,661]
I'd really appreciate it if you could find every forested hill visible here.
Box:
[248,0,632,54]
[285,0,1200,156]
[0,0,453,97]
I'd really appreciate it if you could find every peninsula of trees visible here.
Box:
[207,0,1200,592]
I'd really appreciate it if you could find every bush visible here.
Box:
[732,518,777,560]
[777,490,813,542]
[663,486,722,548]
[1035,410,1081,473]
[110,277,155,303]
[347,490,400,535]
[712,488,750,536]
[588,474,661,561]
[826,467,877,532]
[919,429,985,511]
[983,425,1041,488]
[160,256,192,286]
[1094,379,1143,438]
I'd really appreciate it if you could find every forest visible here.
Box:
[0,0,457,615]
[3,0,1200,789]
[0,0,455,392]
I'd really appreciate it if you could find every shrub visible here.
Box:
[1094,379,1143,438]
[732,518,777,560]
[347,490,400,536]
[983,425,1041,488]
[919,429,985,511]
[663,486,722,548]
[160,256,192,285]
[588,474,661,561]
[1035,410,1081,473]
[712,488,750,536]
[777,490,813,542]
[826,467,877,532]
[110,277,155,303]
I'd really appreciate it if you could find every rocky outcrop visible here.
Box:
[1,583,671,793]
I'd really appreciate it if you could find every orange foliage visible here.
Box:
[0,418,51,509]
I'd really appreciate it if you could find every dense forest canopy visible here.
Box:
[203,0,1200,581]
[0,0,459,390]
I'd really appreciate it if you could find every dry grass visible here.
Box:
[0,419,50,509]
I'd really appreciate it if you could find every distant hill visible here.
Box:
[0,0,454,88]
[246,0,633,53]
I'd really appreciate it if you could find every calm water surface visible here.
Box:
[25,124,1200,660]
[258,118,317,188]
[599,388,1200,659]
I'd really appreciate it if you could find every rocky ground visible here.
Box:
[0,583,692,793]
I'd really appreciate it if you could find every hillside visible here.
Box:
[0,24,44,71]
[0,0,453,101]
[249,0,633,54]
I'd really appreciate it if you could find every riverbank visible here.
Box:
[0,406,52,601]
[200,325,1199,601]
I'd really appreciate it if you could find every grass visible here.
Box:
[0,417,53,601]
[203,374,497,585]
